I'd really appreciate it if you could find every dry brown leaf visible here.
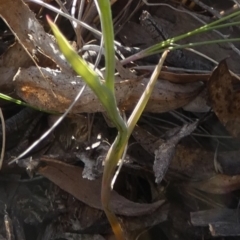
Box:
[0,0,73,74]
[154,121,198,183]
[187,174,240,194]
[13,67,202,113]
[37,158,165,217]
[0,67,17,93]
[208,60,240,138]
[159,71,210,83]
[0,42,33,93]
[132,125,216,180]
[0,42,32,68]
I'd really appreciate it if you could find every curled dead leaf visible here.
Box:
[208,60,240,138]
[37,158,165,217]
[132,125,216,180]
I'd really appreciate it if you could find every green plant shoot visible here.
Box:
[47,4,240,240]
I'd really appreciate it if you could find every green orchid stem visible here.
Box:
[47,4,240,240]
[101,129,128,240]
[101,51,169,240]
[48,9,127,240]
[96,0,115,92]
[96,1,128,238]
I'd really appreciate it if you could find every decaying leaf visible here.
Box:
[159,70,210,83]
[37,157,165,217]
[187,174,240,194]
[13,67,203,113]
[0,42,34,93]
[154,121,199,183]
[132,125,216,180]
[0,0,72,74]
[208,60,240,137]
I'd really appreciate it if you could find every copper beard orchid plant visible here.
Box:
[47,1,240,239]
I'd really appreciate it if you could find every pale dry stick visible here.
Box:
[77,0,85,20]
[71,0,82,45]
[53,11,60,24]
[25,0,102,37]
[8,84,86,165]
[133,65,211,73]
[26,0,123,47]
[0,108,5,170]
[26,0,142,62]
[71,0,77,20]
[75,0,85,47]
[54,0,68,12]
[191,0,222,18]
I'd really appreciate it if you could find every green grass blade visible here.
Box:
[47,17,115,117]
[96,0,115,92]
